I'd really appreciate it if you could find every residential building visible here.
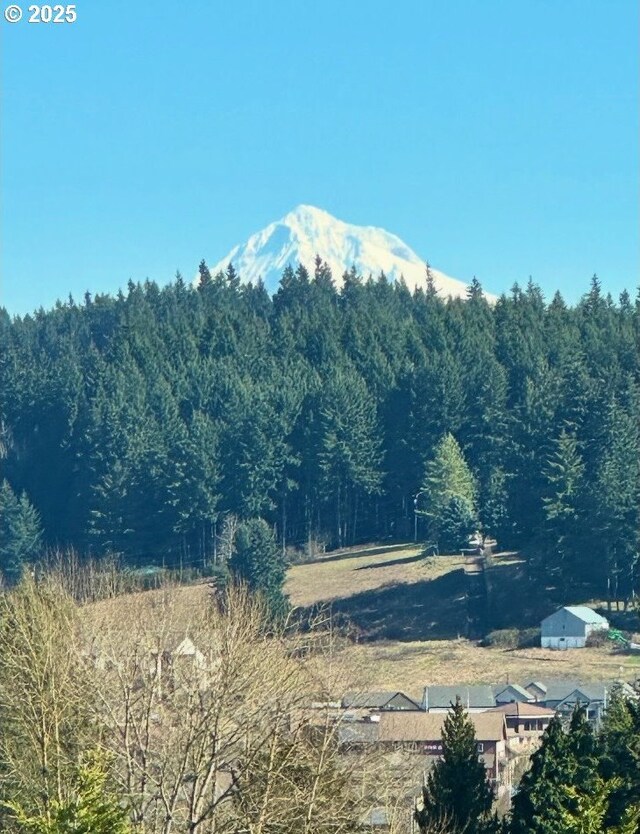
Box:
[423,684,495,712]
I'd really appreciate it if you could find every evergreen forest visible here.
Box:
[1,261,639,601]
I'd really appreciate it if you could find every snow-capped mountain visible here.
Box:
[210,205,475,298]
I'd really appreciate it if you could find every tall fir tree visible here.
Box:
[421,433,477,550]
[416,698,497,834]
[229,518,288,617]
[509,715,575,834]
[0,480,42,585]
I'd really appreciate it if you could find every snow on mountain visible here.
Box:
[210,205,479,299]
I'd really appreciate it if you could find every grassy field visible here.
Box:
[286,543,640,694]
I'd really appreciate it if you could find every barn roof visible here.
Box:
[542,606,608,626]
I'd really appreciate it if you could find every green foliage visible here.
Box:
[437,494,478,552]
[559,777,640,834]
[0,270,638,599]
[4,751,132,834]
[421,434,477,550]
[540,429,587,587]
[510,715,575,834]
[230,518,288,616]
[509,705,640,834]
[416,698,497,834]
[483,627,540,649]
[599,691,640,828]
[0,480,42,585]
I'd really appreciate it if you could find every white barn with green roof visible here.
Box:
[541,606,609,649]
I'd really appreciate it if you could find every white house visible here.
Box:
[540,606,609,649]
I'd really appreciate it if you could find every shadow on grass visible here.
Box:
[355,552,426,571]
[300,542,416,567]
[304,558,576,644]
[323,568,469,642]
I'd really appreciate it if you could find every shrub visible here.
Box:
[483,628,520,648]
[585,629,612,648]
[483,627,541,649]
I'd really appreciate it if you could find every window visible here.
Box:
[477,743,484,752]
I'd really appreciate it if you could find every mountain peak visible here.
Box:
[210,206,480,298]
[284,204,333,222]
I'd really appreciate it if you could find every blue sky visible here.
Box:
[1,0,638,315]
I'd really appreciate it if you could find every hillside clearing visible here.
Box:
[287,542,640,692]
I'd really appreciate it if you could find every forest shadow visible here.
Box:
[355,552,425,571]
[300,542,415,567]
[310,558,585,644]
[325,568,469,642]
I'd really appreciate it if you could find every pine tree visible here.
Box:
[0,480,42,585]
[559,777,640,834]
[421,434,477,550]
[600,691,640,829]
[4,750,132,834]
[509,716,575,834]
[541,428,587,587]
[592,397,640,606]
[566,706,599,792]
[229,518,288,617]
[315,367,383,548]
[416,698,496,834]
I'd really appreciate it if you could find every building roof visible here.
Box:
[488,702,556,718]
[542,606,609,626]
[534,680,583,703]
[337,721,380,745]
[525,681,548,695]
[378,711,506,743]
[524,679,636,704]
[341,690,421,710]
[493,683,534,701]
[424,685,495,710]
[556,681,636,706]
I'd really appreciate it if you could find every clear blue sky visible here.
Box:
[1,0,638,315]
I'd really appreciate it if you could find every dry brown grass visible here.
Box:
[286,542,640,692]
[79,544,639,696]
[330,639,638,699]
[286,543,462,607]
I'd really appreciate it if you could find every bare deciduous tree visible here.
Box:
[0,578,95,821]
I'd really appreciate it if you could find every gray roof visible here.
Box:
[543,606,609,626]
[530,679,635,704]
[537,680,583,702]
[337,721,380,744]
[556,681,636,705]
[342,690,420,710]
[494,683,534,701]
[424,685,495,709]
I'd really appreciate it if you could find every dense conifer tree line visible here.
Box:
[415,696,640,834]
[509,698,640,834]
[1,264,638,597]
